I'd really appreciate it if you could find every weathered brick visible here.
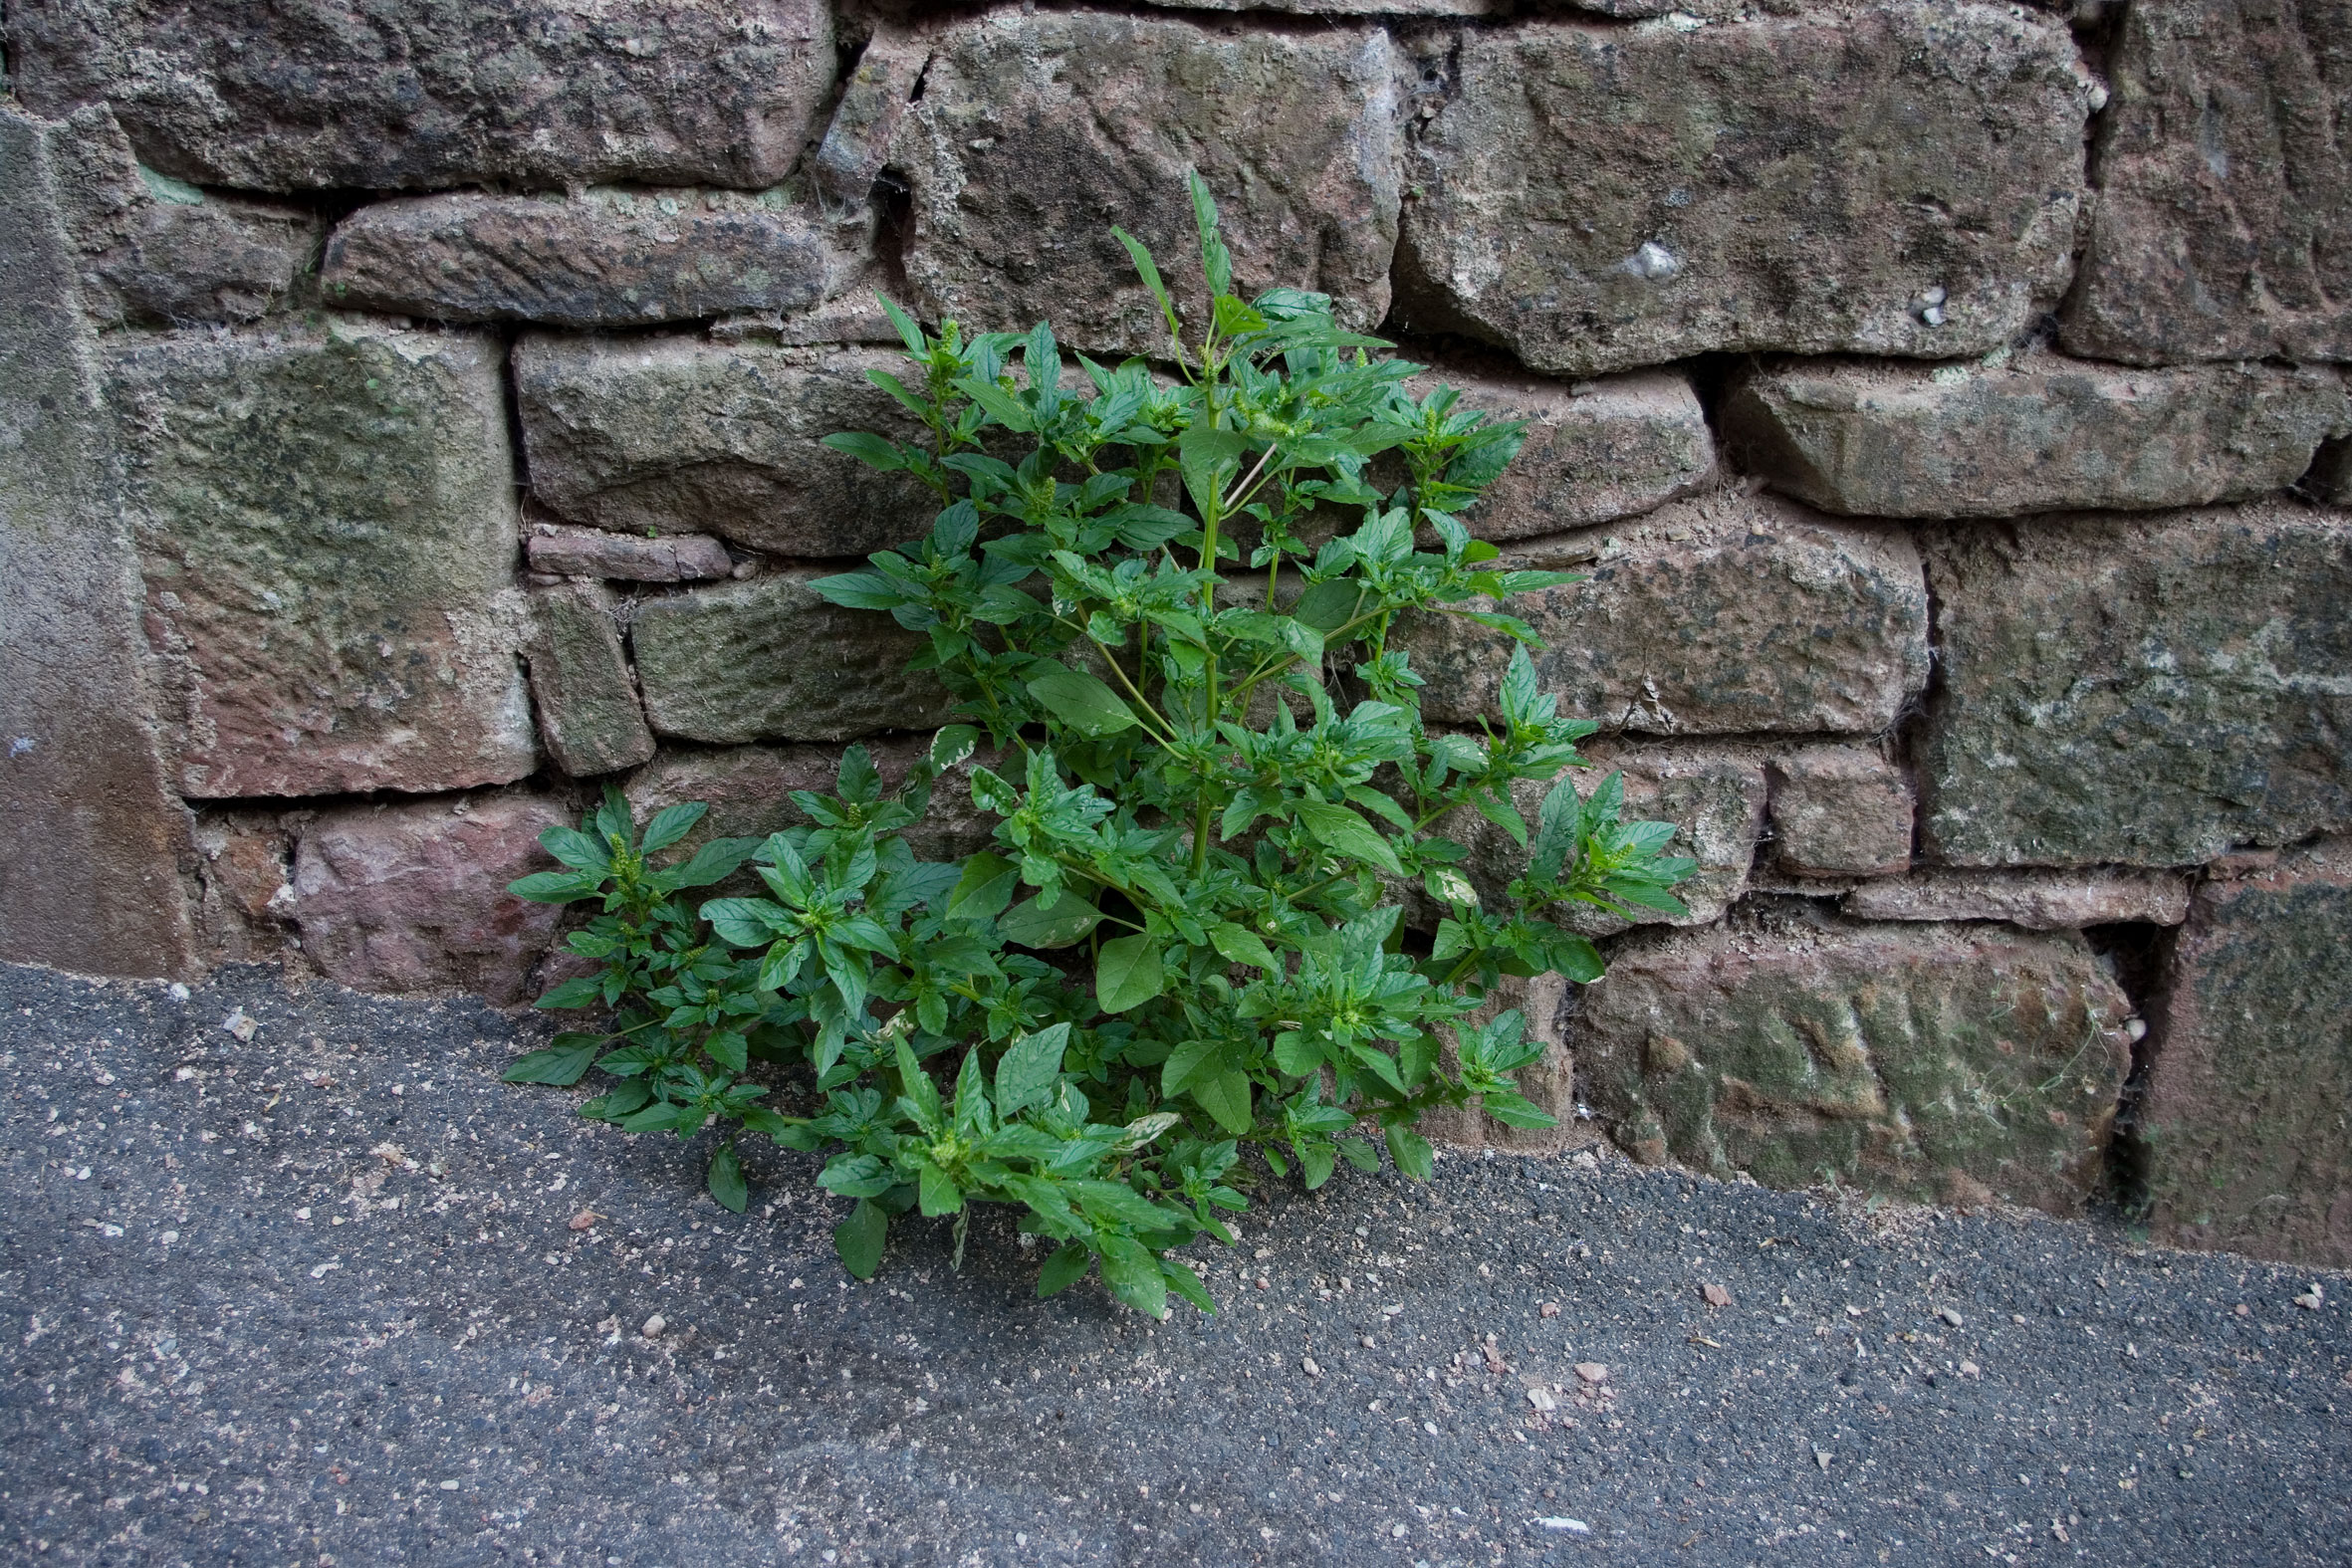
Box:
[1918,503,2352,867]
[1768,747,1913,878]
[48,105,317,328]
[293,793,571,1006]
[1844,869,2191,930]
[0,106,198,980]
[2061,0,2352,364]
[1425,366,1715,540]
[524,581,654,780]
[322,190,835,328]
[1398,6,2093,375]
[7,0,834,192]
[631,571,952,746]
[524,523,732,584]
[893,10,1401,352]
[1399,495,1930,737]
[1724,356,2349,519]
[1578,921,2136,1215]
[2139,837,2352,1265]
[515,336,933,559]
[109,321,537,798]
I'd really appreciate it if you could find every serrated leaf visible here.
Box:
[918,1163,962,1218]
[834,1199,887,1279]
[1095,933,1163,1014]
[508,870,599,904]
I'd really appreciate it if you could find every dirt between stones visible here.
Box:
[3,962,2345,1566]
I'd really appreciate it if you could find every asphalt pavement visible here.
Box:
[3,961,2345,1567]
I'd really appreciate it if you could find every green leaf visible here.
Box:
[1480,1092,1558,1130]
[1038,1240,1093,1297]
[539,825,612,874]
[1160,1037,1220,1096]
[638,801,707,854]
[1026,666,1138,737]
[501,1036,603,1085]
[994,1021,1070,1117]
[1178,424,1248,517]
[821,431,906,472]
[1384,1125,1436,1182]
[508,870,599,904]
[1293,798,1405,878]
[532,976,604,1011]
[1095,933,1164,1014]
[878,295,927,355]
[930,724,980,773]
[834,1199,887,1279]
[700,897,785,949]
[1192,1069,1254,1136]
[918,1163,963,1218]
[1098,1235,1169,1319]
[1208,923,1279,971]
[998,894,1102,949]
[702,1029,749,1075]
[1295,1138,1337,1190]
[1337,1137,1381,1174]
[707,1144,748,1213]
[670,835,760,889]
[945,852,1019,921]
[1161,1257,1217,1314]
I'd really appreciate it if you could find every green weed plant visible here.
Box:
[506,180,1693,1316]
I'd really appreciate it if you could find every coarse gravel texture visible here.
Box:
[3,962,2347,1567]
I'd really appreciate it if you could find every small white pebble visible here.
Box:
[641,1313,666,1339]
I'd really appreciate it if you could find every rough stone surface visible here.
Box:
[1422,366,1715,540]
[1768,747,1914,878]
[631,571,951,746]
[624,738,1000,867]
[811,22,929,212]
[108,321,538,799]
[515,337,934,559]
[2061,0,2352,364]
[1398,6,2094,375]
[0,107,198,980]
[189,809,297,963]
[47,105,318,328]
[6,0,835,193]
[293,794,571,1006]
[1400,495,1930,737]
[1724,356,2350,519]
[524,522,732,583]
[1579,921,2136,1215]
[1445,744,1766,935]
[1845,869,2193,930]
[321,190,834,328]
[524,581,654,780]
[1919,503,2352,867]
[2140,837,2352,1266]
[894,11,1400,352]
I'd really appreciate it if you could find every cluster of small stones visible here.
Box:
[3,0,2347,1264]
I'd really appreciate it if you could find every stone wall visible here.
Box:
[3,0,2347,1262]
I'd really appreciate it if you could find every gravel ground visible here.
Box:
[3,960,2347,1568]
